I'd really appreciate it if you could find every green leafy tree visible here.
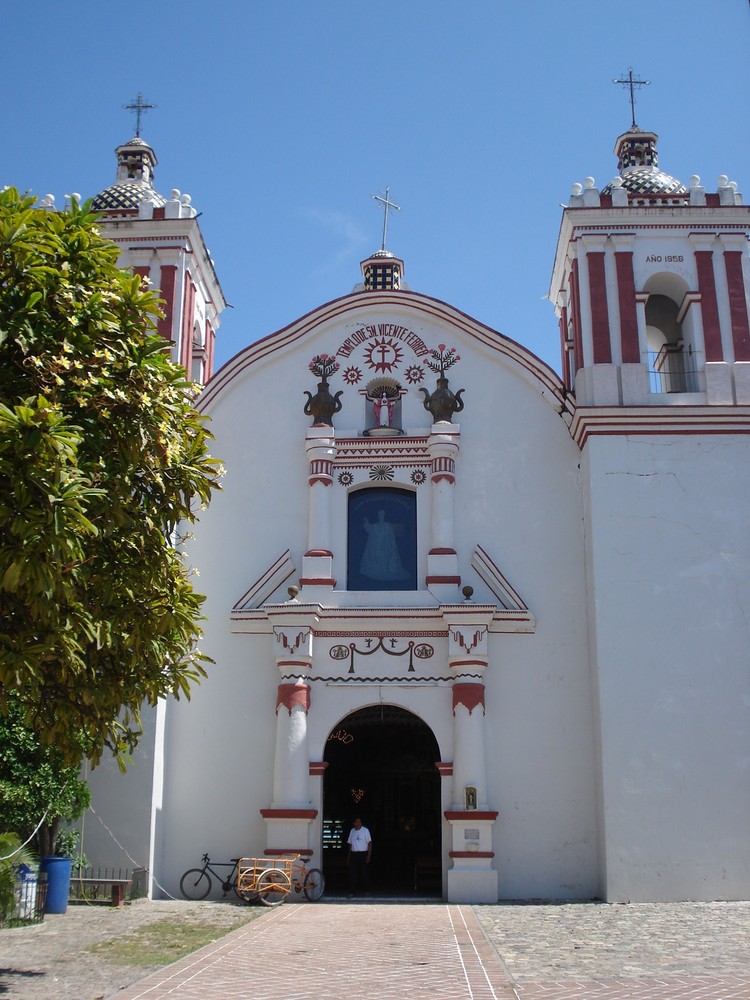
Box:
[0,188,221,766]
[0,695,89,857]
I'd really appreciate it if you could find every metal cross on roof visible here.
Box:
[372,187,400,251]
[122,93,157,138]
[613,68,650,129]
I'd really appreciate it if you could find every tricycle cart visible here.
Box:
[236,856,295,906]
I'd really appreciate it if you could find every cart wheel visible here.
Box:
[257,868,289,906]
[235,881,259,903]
[235,867,260,903]
[179,868,211,900]
[303,868,325,901]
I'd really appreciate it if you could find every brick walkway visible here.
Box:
[111,901,750,1000]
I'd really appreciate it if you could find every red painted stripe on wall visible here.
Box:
[695,251,723,362]
[569,261,584,373]
[724,251,750,361]
[615,252,640,363]
[157,265,177,341]
[587,252,612,363]
[180,277,195,374]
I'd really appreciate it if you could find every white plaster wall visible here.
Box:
[582,433,750,901]
[148,295,599,901]
[445,331,599,899]
[153,630,279,898]
[82,702,160,877]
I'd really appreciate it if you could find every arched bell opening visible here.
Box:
[643,274,700,393]
[322,705,442,897]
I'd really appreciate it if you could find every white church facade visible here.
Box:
[82,121,750,903]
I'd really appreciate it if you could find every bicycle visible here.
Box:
[179,854,245,901]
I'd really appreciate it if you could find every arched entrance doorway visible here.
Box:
[322,705,442,896]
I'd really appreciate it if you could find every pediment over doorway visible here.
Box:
[231,550,297,614]
[470,545,529,612]
[229,544,534,635]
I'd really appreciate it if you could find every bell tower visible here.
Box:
[550,107,750,902]
[550,126,750,407]
[90,97,227,384]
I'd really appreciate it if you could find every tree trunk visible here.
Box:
[38,819,60,857]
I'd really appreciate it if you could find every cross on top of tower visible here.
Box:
[613,68,650,129]
[122,93,156,138]
[372,187,400,252]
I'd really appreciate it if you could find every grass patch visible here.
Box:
[86,914,258,967]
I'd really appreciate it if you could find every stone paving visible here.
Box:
[111,900,750,1000]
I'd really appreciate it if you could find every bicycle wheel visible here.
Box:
[303,868,325,901]
[257,868,289,906]
[180,868,211,900]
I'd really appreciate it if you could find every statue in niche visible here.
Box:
[419,344,465,423]
[304,354,343,427]
[363,378,402,437]
[360,510,409,582]
[374,391,393,427]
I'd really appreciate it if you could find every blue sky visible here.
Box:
[3,0,749,376]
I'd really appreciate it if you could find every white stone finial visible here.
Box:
[571,183,583,196]
[584,177,596,189]
[180,193,191,205]
[170,188,181,200]
[689,175,701,187]
[729,181,738,191]
[610,177,623,189]
[718,175,729,188]
[40,194,55,209]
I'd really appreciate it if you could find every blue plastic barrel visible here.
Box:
[40,857,72,914]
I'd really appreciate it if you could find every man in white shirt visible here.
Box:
[347,817,372,897]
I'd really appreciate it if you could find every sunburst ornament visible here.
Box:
[364,337,403,374]
[369,465,395,481]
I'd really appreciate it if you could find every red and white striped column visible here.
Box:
[260,621,319,862]
[426,426,461,599]
[444,607,499,903]
[272,677,312,807]
[300,429,337,591]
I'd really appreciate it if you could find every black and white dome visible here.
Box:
[601,126,687,197]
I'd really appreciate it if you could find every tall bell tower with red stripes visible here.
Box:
[547,100,750,902]
[550,122,749,408]
[92,96,227,384]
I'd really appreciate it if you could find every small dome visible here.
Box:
[602,167,687,197]
[92,182,167,211]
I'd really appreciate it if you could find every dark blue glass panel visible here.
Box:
[348,488,417,591]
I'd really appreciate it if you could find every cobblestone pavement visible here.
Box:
[1,899,749,999]
[475,901,750,999]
